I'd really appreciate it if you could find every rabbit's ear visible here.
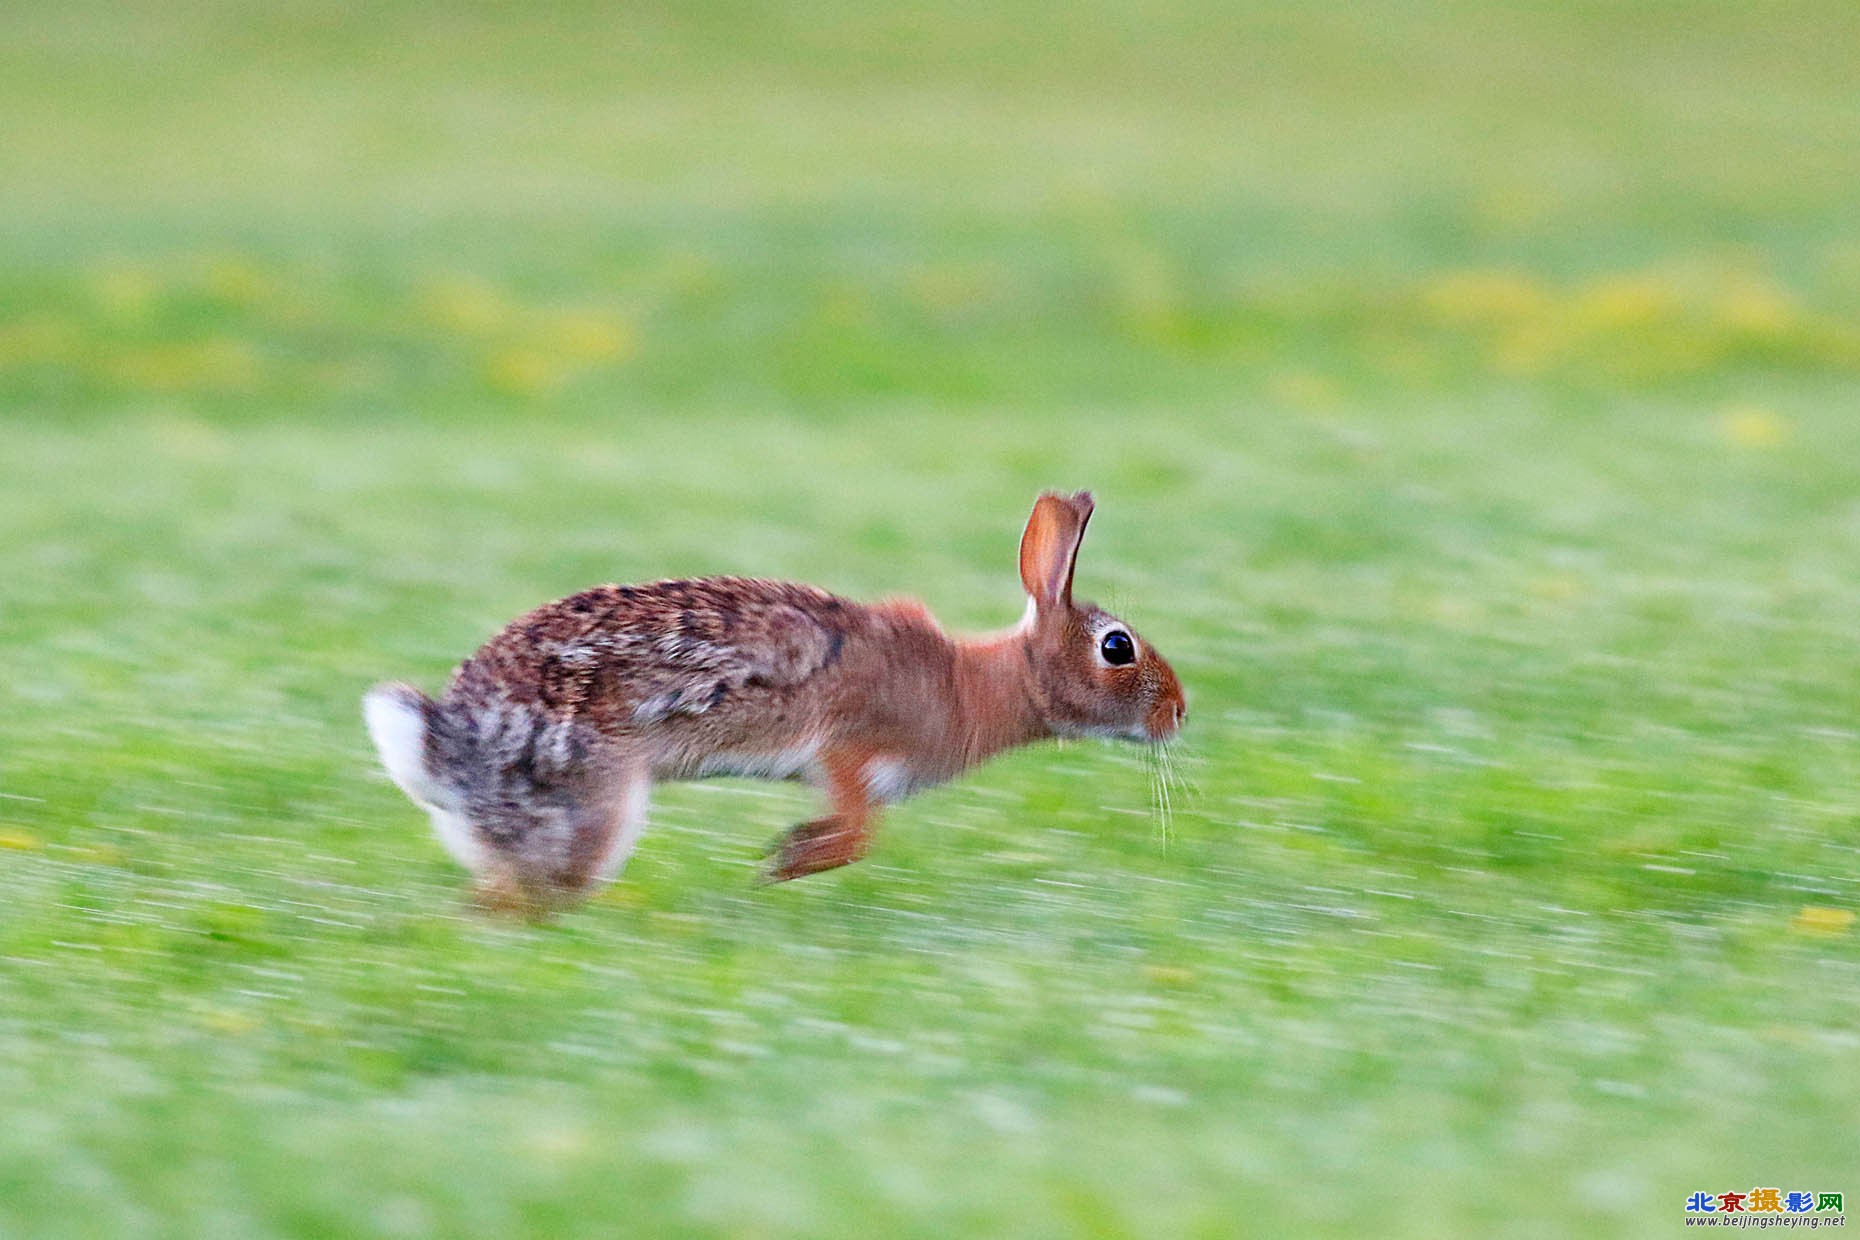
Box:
[1018,490,1095,610]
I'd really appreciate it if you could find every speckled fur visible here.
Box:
[364,493,1186,910]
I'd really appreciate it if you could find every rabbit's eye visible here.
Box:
[1099,630,1136,666]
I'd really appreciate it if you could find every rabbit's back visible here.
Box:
[440,577,871,769]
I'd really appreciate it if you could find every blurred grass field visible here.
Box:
[4,2,1860,1236]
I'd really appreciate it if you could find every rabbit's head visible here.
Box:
[1016,491,1185,743]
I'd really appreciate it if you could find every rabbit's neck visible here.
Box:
[949,634,1049,769]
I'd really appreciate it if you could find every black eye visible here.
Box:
[1099,629,1136,666]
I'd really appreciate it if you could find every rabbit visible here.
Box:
[362,490,1185,911]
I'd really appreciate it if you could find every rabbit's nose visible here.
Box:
[1148,693,1186,739]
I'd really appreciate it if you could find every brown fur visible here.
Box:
[365,491,1185,908]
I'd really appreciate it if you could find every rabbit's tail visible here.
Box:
[363,682,462,813]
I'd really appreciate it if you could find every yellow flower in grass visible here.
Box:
[1570,275,1678,331]
[1526,573,1586,604]
[200,1007,261,1035]
[818,281,872,330]
[1715,281,1795,336]
[548,311,635,363]
[1790,906,1854,936]
[599,884,648,908]
[200,255,270,306]
[421,277,512,335]
[69,843,126,867]
[1268,369,1342,411]
[1420,269,1549,324]
[1717,405,1789,449]
[0,316,77,366]
[483,345,565,395]
[105,338,258,392]
[1493,322,1563,375]
[89,262,160,317]
[482,309,635,394]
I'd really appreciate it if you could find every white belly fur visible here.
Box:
[862,757,917,803]
[685,742,925,804]
[692,739,824,783]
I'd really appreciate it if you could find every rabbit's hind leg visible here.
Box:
[456,796,603,917]
[470,853,541,918]
[559,759,653,897]
[418,803,534,915]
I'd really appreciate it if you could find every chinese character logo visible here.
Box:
[1748,1187,1784,1213]
[1688,1188,1844,1216]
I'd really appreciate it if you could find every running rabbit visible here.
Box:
[363,491,1185,910]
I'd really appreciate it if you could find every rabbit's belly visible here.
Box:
[686,739,825,784]
[861,757,918,803]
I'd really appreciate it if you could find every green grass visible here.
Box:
[4,2,1860,1236]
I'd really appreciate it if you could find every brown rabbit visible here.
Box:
[363,491,1185,910]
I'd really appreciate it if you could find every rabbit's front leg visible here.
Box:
[761,748,881,883]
